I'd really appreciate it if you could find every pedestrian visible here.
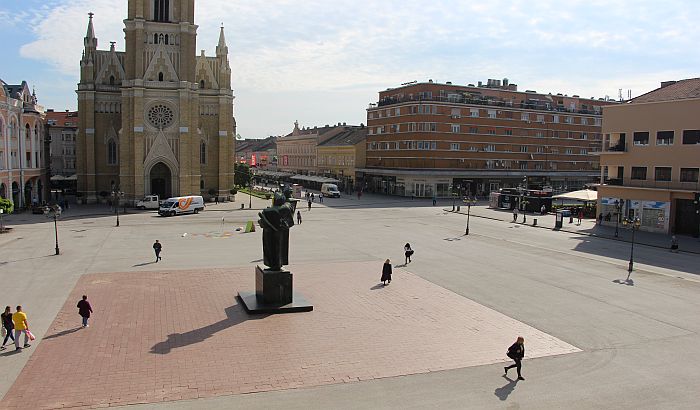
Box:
[381,259,392,285]
[319,193,323,203]
[153,239,162,262]
[357,191,362,200]
[512,207,518,222]
[577,209,583,225]
[215,196,219,204]
[541,204,546,215]
[296,210,302,224]
[504,336,525,380]
[77,295,93,328]
[12,306,30,351]
[432,194,437,206]
[598,213,603,225]
[404,243,413,264]
[307,200,312,211]
[671,235,679,253]
[1,306,15,350]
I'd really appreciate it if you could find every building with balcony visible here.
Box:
[46,110,79,177]
[276,121,348,175]
[317,126,367,191]
[0,79,48,208]
[597,78,700,236]
[361,79,617,197]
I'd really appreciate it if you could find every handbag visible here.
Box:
[26,329,36,341]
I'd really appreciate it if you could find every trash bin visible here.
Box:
[456,205,460,212]
[554,212,563,229]
[533,218,537,226]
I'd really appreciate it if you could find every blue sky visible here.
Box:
[2,0,700,138]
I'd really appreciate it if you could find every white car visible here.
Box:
[136,195,160,209]
[158,196,205,216]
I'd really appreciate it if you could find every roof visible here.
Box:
[235,136,276,153]
[46,110,79,127]
[318,126,367,147]
[631,78,700,103]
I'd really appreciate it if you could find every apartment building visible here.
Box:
[276,121,347,175]
[46,110,79,178]
[0,79,47,208]
[362,79,616,197]
[597,78,700,236]
[236,136,277,169]
[317,126,367,191]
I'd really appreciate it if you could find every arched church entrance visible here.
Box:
[150,162,172,199]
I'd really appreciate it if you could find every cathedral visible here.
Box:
[76,0,236,203]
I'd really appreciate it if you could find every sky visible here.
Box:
[2,0,700,138]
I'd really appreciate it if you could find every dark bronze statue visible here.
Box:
[258,189,297,271]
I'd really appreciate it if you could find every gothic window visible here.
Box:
[154,0,170,22]
[200,141,206,164]
[154,33,158,44]
[109,75,115,85]
[147,104,174,129]
[164,34,169,45]
[107,139,118,165]
[200,80,205,89]
[200,179,205,190]
[158,72,164,82]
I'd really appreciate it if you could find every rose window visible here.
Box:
[147,104,174,129]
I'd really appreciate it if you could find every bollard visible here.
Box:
[569,216,573,223]
[533,218,537,226]
[456,205,460,212]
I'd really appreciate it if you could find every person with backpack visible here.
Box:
[404,243,414,264]
[1,306,15,349]
[504,336,525,380]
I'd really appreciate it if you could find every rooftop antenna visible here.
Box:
[618,88,623,101]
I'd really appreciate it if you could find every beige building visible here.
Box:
[276,122,346,175]
[317,126,367,191]
[598,78,700,236]
[76,0,236,203]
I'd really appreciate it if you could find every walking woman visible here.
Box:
[0,306,14,349]
[381,259,392,285]
[504,336,525,380]
[404,243,414,264]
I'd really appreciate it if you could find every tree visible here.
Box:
[0,198,13,215]
[234,163,252,187]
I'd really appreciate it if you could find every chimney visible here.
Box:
[660,80,677,88]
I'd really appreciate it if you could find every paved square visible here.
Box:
[0,261,579,409]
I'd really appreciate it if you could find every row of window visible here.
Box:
[629,167,699,182]
[627,130,700,146]
[369,123,597,140]
[366,157,595,171]
[369,106,602,126]
[368,140,589,155]
[317,155,355,166]
[278,145,316,155]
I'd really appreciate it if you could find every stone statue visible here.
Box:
[258,190,297,271]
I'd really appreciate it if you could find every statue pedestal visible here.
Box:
[238,266,313,314]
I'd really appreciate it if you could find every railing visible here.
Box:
[603,178,700,191]
[373,95,602,115]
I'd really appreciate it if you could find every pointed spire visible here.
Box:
[84,12,97,50]
[216,24,228,56]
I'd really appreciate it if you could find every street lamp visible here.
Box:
[43,204,62,255]
[112,190,123,227]
[463,197,477,235]
[614,199,623,238]
[622,216,641,280]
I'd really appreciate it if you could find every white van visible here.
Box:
[158,195,205,216]
[136,195,160,209]
[321,183,341,198]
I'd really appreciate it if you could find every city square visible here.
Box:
[1,193,699,409]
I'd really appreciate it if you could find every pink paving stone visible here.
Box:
[0,262,580,409]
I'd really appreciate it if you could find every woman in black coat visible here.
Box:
[504,336,525,380]
[381,259,392,285]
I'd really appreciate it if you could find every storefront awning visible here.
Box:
[552,189,597,201]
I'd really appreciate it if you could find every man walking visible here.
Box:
[504,336,525,380]
[296,210,302,224]
[153,239,162,262]
[12,306,30,351]
[77,295,93,328]
[512,207,518,222]
[307,199,312,211]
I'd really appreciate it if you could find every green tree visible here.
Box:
[234,163,252,187]
[0,198,14,215]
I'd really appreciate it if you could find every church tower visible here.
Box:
[76,0,236,203]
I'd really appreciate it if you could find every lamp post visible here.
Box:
[43,204,61,255]
[248,173,253,209]
[622,216,641,280]
[614,199,623,238]
[112,190,123,227]
[464,197,477,235]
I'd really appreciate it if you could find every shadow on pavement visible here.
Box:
[494,375,518,400]
[370,283,386,290]
[0,254,53,265]
[613,278,635,286]
[43,327,83,340]
[150,304,268,354]
[133,261,158,267]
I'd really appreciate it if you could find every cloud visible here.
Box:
[13,0,700,137]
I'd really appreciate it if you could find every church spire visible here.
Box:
[216,24,228,56]
[84,12,97,53]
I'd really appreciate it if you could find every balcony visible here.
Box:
[373,94,602,116]
[602,178,700,191]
